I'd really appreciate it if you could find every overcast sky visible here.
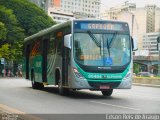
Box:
[101,0,160,12]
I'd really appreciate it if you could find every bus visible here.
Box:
[22,19,137,96]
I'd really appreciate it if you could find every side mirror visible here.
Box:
[131,37,138,51]
[64,34,72,49]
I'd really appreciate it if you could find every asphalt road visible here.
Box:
[0,78,160,119]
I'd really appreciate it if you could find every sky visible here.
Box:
[101,0,160,12]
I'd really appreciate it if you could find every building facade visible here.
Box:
[28,0,101,23]
[143,32,160,56]
[101,3,160,51]
[146,5,156,33]
[52,0,101,18]
[28,0,51,12]
[100,2,136,20]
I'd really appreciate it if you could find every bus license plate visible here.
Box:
[100,85,110,89]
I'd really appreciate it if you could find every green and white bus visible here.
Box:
[22,19,137,96]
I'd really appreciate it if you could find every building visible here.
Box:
[100,2,136,20]
[28,0,101,23]
[146,5,156,33]
[133,50,149,56]
[155,7,160,32]
[51,0,101,18]
[28,0,51,12]
[142,32,160,56]
[101,3,160,50]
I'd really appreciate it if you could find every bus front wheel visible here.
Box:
[101,89,113,96]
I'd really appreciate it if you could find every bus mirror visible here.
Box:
[64,34,72,49]
[131,37,138,51]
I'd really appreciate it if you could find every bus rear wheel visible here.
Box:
[101,89,113,96]
[31,73,44,89]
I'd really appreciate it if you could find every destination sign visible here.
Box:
[74,21,129,31]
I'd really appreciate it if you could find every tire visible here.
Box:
[31,72,44,89]
[101,89,113,96]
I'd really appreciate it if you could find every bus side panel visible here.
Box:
[45,36,62,85]
[47,34,58,85]
[33,56,43,82]
[47,50,62,85]
[29,40,43,83]
[47,54,56,85]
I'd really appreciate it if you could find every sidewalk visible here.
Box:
[0,104,41,120]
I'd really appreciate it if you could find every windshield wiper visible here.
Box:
[106,38,110,57]
[102,32,117,57]
[87,30,102,55]
[108,32,117,47]
[87,30,101,47]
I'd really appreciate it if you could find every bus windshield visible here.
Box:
[74,32,131,67]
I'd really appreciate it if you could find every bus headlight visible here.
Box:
[72,67,85,79]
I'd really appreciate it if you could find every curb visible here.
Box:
[0,77,23,79]
[133,83,160,88]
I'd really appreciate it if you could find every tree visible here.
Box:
[0,22,10,60]
[0,5,25,61]
[0,22,7,40]
[0,44,10,60]
[0,0,55,36]
[0,0,56,63]
[133,63,140,74]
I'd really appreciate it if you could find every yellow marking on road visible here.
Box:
[90,101,141,111]
[0,104,42,120]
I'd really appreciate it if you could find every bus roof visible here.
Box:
[24,20,72,43]
[24,19,128,43]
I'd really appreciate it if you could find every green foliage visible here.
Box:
[0,22,7,40]
[133,63,140,74]
[0,44,10,60]
[0,0,55,36]
[0,0,56,63]
[0,5,24,61]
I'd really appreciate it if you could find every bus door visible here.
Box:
[62,40,70,87]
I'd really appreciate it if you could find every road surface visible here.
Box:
[0,78,160,119]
